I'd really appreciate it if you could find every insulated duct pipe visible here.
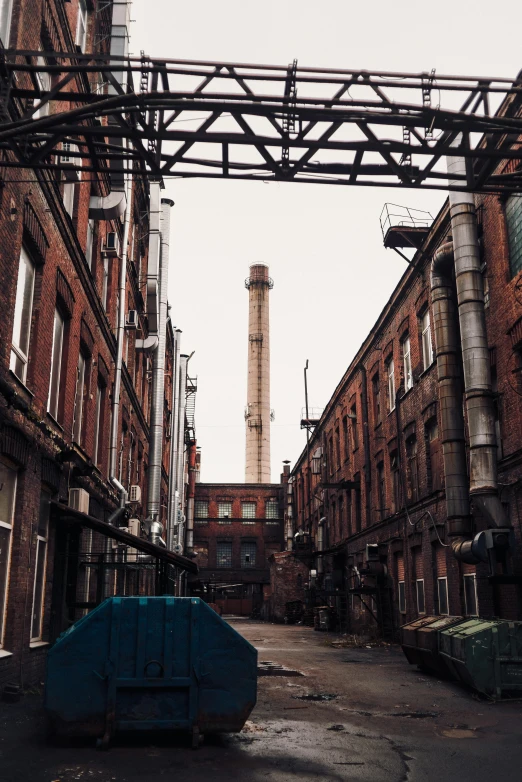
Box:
[447,152,508,531]
[431,242,477,563]
[359,364,372,525]
[167,329,182,551]
[174,355,189,550]
[147,198,174,545]
[185,440,198,555]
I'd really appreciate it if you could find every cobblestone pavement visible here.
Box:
[1,619,522,781]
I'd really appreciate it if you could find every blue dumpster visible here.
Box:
[45,597,257,745]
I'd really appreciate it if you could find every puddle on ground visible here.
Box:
[440,728,477,739]
[293,693,339,702]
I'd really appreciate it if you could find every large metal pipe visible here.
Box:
[447,153,507,530]
[167,329,182,551]
[174,355,188,549]
[185,440,198,555]
[359,364,372,525]
[431,242,476,562]
[147,198,174,545]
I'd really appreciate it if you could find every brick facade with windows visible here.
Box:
[191,483,285,615]
[0,1,175,688]
[290,162,522,637]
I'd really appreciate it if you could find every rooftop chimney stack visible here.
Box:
[245,264,273,483]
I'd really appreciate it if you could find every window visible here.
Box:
[421,310,433,370]
[438,577,449,615]
[75,0,88,51]
[216,542,232,568]
[63,182,76,218]
[335,427,341,468]
[10,247,36,384]
[31,490,50,641]
[0,462,17,647]
[0,0,13,46]
[377,461,385,518]
[387,357,396,412]
[372,373,381,425]
[398,581,406,613]
[195,501,209,520]
[354,477,361,533]
[342,415,349,461]
[405,436,419,504]
[390,451,401,513]
[266,499,279,520]
[85,219,95,270]
[33,54,51,119]
[73,351,89,445]
[506,194,522,278]
[402,335,413,391]
[102,255,109,310]
[426,419,442,492]
[328,436,334,475]
[416,579,426,615]
[241,542,257,568]
[242,502,256,522]
[48,308,65,420]
[218,502,232,522]
[93,379,105,465]
[350,404,358,450]
[464,574,478,616]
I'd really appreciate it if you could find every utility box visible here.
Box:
[400,616,440,665]
[45,597,257,746]
[439,619,522,698]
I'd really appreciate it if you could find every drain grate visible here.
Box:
[257,661,304,677]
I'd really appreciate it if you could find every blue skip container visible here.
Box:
[45,597,257,746]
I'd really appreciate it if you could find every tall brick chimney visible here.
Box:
[244,264,273,483]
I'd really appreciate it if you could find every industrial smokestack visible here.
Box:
[245,264,273,483]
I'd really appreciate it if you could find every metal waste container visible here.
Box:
[45,597,257,746]
[414,616,465,675]
[400,616,440,665]
[439,618,522,697]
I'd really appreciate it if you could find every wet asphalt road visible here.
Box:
[1,619,522,781]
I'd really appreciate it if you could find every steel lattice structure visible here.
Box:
[0,51,522,192]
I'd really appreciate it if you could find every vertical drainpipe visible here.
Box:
[167,328,181,551]
[185,440,198,555]
[147,198,174,545]
[174,355,188,549]
[447,152,508,530]
[317,517,325,575]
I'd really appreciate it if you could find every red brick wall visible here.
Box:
[268,552,309,622]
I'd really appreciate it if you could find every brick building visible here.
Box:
[289,98,522,638]
[0,0,195,691]
[191,481,285,616]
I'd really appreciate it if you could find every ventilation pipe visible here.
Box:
[146,198,174,545]
[167,329,182,550]
[88,0,130,221]
[174,354,189,550]
[185,440,198,555]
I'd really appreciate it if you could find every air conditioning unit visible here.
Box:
[125,310,138,329]
[61,141,80,181]
[68,488,90,515]
[102,231,120,257]
[129,485,142,504]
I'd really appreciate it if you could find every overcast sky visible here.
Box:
[130,0,522,483]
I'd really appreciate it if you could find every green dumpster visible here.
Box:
[400,616,440,665]
[439,619,522,697]
[415,616,465,675]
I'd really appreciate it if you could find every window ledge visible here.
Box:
[29,641,49,649]
[418,362,436,379]
[0,649,13,659]
[46,413,64,433]
[8,370,35,400]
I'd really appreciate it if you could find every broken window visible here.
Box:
[241,542,257,568]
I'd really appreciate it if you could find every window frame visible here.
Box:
[372,372,381,425]
[217,501,232,522]
[0,461,17,648]
[387,357,396,412]
[437,576,449,615]
[265,499,279,521]
[47,307,65,421]
[31,489,50,642]
[33,53,51,120]
[398,580,406,614]
[241,502,256,522]
[75,0,88,52]
[402,335,413,391]
[421,309,434,370]
[194,500,209,520]
[506,194,522,278]
[216,541,232,568]
[73,350,89,445]
[241,542,257,568]
[93,379,105,466]
[463,573,478,616]
[0,0,13,46]
[416,578,426,615]
[10,246,36,385]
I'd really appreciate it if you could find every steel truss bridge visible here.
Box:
[0,51,522,193]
